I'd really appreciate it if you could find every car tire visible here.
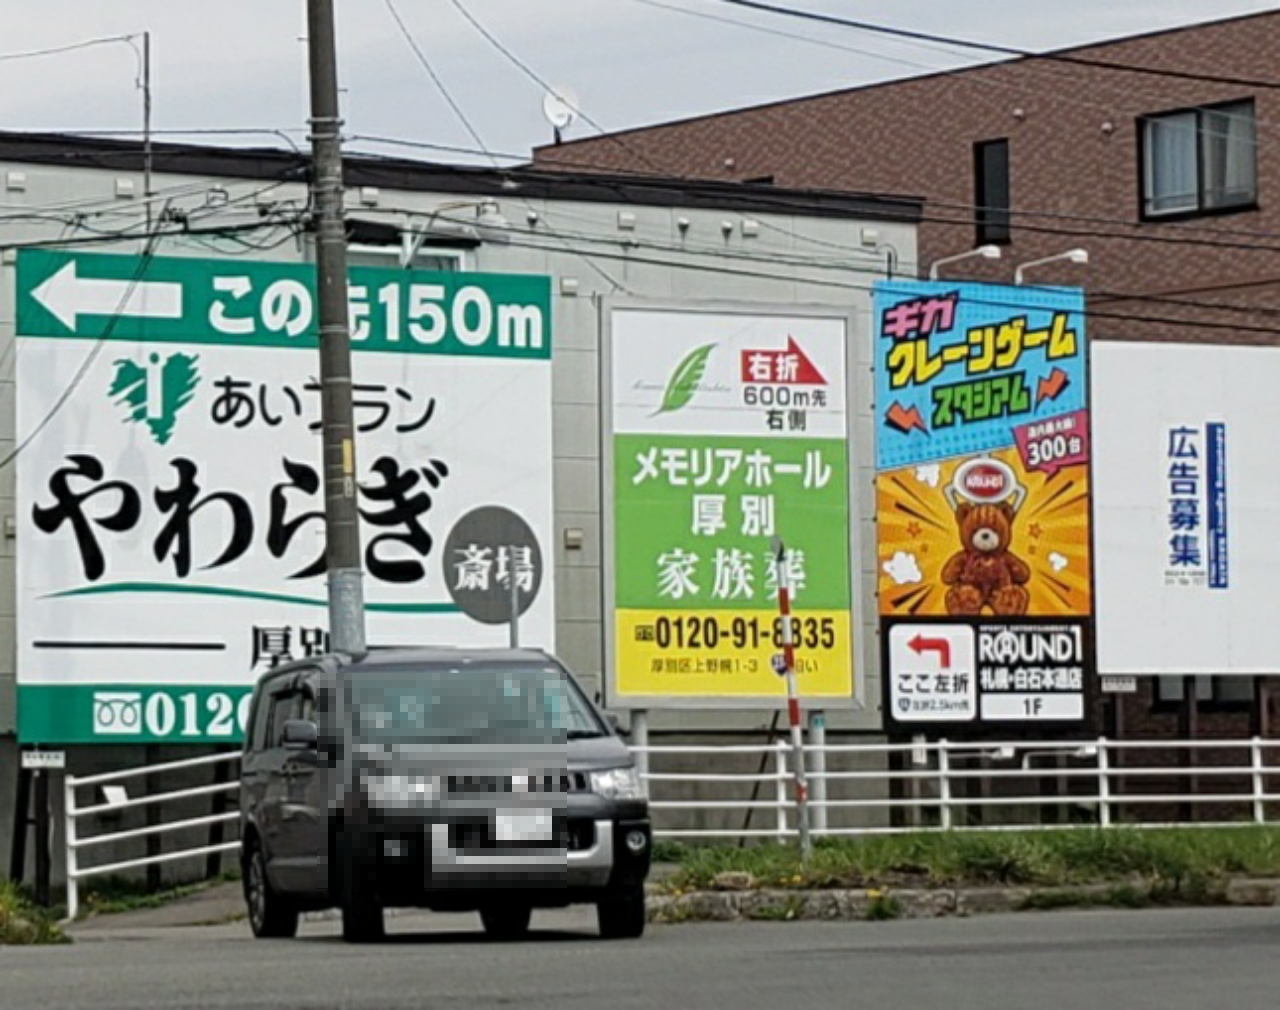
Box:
[337,832,385,944]
[597,884,646,940]
[480,903,533,940]
[244,840,299,939]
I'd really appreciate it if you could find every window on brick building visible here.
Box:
[1153,675,1255,710]
[1141,100,1257,218]
[974,139,1011,244]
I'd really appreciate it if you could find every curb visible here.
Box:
[645,878,1280,923]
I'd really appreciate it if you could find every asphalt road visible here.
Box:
[5,906,1280,1010]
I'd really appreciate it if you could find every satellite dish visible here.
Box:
[542,88,579,143]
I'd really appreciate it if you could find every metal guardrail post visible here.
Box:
[631,710,649,782]
[1097,736,1112,829]
[809,711,827,836]
[938,739,953,831]
[1251,736,1266,825]
[64,775,79,922]
[774,741,789,843]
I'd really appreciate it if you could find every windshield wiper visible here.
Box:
[567,729,608,740]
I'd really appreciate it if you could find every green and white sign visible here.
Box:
[607,306,857,707]
[15,250,555,744]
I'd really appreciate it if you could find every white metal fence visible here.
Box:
[634,737,1280,839]
[59,736,1280,920]
[64,750,241,921]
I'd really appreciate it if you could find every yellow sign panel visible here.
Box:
[877,445,1092,618]
[615,608,853,698]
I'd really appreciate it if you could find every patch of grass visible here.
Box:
[865,890,903,921]
[651,840,693,865]
[0,881,70,945]
[81,867,241,917]
[663,827,1280,897]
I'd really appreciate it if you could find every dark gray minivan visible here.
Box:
[238,647,651,942]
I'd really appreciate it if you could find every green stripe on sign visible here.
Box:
[42,582,461,614]
[16,249,552,359]
[18,684,256,745]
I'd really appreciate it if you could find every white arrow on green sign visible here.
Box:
[31,260,184,330]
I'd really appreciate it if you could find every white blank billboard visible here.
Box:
[1094,341,1280,675]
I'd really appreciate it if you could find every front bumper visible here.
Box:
[345,811,651,909]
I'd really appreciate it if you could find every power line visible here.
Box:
[382,0,501,168]
[381,4,635,295]
[21,124,1280,317]
[1,240,159,471]
[626,0,950,70]
[444,0,674,178]
[56,127,307,156]
[27,119,1280,252]
[394,153,1280,258]
[0,210,310,470]
[704,0,1280,91]
[382,202,1280,333]
[481,227,1280,336]
[0,34,139,64]
[0,213,307,254]
[348,133,526,162]
[626,0,1280,163]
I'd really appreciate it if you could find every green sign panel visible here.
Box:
[17,249,551,358]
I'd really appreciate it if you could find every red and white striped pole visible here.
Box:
[773,537,812,860]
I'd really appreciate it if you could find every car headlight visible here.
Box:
[590,766,646,800]
[361,770,441,809]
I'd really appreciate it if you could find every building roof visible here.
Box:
[532,8,1280,159]
[0,131,922,224]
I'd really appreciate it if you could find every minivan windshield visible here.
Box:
[342,661,605,745]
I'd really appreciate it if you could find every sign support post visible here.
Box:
[509,544,520,648]
[33,768,50,907]
[773,537,812,860]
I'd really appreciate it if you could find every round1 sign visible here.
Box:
[952,457,1017,504]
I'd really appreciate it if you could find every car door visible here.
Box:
[257,679,302,888]
[277,670,330,894]
[240,677,280,833]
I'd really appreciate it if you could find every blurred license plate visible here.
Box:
[495,809,554,843]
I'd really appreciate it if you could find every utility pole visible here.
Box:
[306,0,366,656]
[142,31,152,233]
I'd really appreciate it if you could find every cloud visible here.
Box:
[915,464,940,487]
[1049,552,1069,573]
[883,551,923,586]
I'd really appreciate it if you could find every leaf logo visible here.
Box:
[653,343,715,415]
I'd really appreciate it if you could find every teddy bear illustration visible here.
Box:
[941,500,1032,616]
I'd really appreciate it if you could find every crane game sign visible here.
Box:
[873,281,1095,732]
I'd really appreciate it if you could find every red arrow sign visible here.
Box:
[908,634,951,669]
[739,336,827,385]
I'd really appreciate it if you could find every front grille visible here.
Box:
[447,772,566,797]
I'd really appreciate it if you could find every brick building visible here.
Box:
[534,10,1280,742]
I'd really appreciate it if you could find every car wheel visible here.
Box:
[597,884,646,940]
[338,833,384,944]
[244,840,299,939]
[480,903,533,941]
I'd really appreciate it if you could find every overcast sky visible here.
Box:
[3,1,1278,165]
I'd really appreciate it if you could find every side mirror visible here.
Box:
[282,719,318,750]
[605,712,620,733]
